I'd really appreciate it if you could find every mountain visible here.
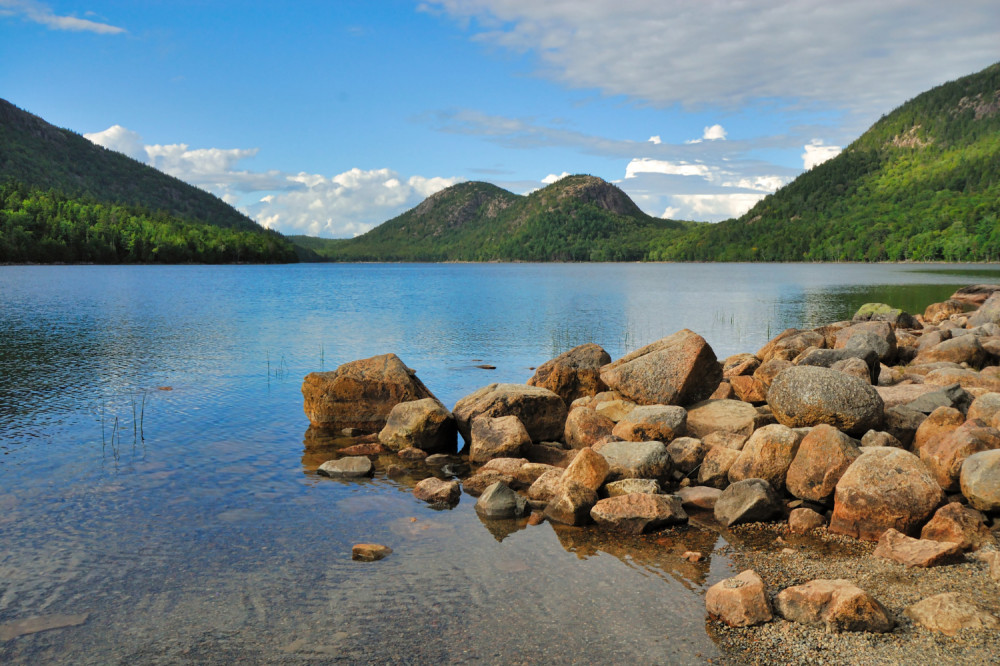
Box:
[0,99,298,263]
[295,175,696,261]
[651,62,1000,262]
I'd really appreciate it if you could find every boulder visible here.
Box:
[599,330,722,406]
[924,367,1000,393]
[872,528,963,567]
[686,399,759,439]
[729,375,769,404]
[591,392,638,422]
[527,343,611,404]
[603,478,663,498]
[596,440,672,481]
[913,335,987,368]
[527,469,564,502]
[727,424,804,491]
[454,383,567,443]
[968,291,1000,327]
[560,447,610,492]
[478,457,529,477]
[913,406,965,451]
[544,481,599,526]
[920,502,992,551]
[960,449,1000,512]
[904,383,974,415]
[703,430,749,450]
[611,404,687,443]
[853,303,920,329]
[705,570,773,627]
[757,329,825,363]
[924,299,972,324]
[919,419,1000,491]
[469,415,531,464]
[563,407,615,449]
[968,392,1000,424]
[474,481,529,519]
[797,347,880,384]
[829,447,944,540]
[905,593,1000,636]
[722,353,761,378]
[675,485,722,509]
[698,446,743,489]
[590,493,687,533]
[830,357,876,383]
[302,353,436,430]
[514,462,560,488]
[378,398,457,453]
[789,507,827,532]
[317,456,374,478]
[413,477,461,505]
[785,424,862,503]
[714,478,782,527]
[835,321,897,363]
[352,544,392,561]
[753,358,794,388]
[767,365,884,436]
[860,430,903,448]
[709,382,736,400]
[876,383,942,410]
[883,406,927,448]
[775,579,894,633]
[953,284,1000,306]
[463,471,515,497]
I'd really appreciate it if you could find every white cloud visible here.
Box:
[648,135,661,145]
[0,0,125,34]
[702,124,727,141]
[542,171,570,184]
[625,158,712,180]
[426,0,999,117]
[665,193,768,221]
[82,125,461,237]
[802,139,842,169]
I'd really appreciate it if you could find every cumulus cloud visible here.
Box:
[424,0,999,116]
[648,135,661,145]
[625,158,712,180]
[542,171,570,184]
[802,139,842,169]
[0,0,125,34]
[665,194,769,221]
[702,124,727,141]
[83,125,461,237]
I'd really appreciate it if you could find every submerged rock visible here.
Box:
[317,456,374,478]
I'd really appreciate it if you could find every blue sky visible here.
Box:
[2,1,998,237]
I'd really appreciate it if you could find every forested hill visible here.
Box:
[652,62,1000,262]
[0,99,299,263]
[295,175,697,261]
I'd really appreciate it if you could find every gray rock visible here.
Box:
[596,440,672,481]
[797,347,880,384]
[767,365,884,436]
[474,481,529,519]
[714,478,782,527]
[960,449,1000,512]
[317,456,374,478]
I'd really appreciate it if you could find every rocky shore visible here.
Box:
[301,284,1000,664]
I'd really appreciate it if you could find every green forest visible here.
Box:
[0,182,298,264]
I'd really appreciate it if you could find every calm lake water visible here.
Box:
[1,262,998,664]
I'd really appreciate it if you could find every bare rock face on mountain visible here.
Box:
[302,353,437,431]
[600,330,722,406]
[528,343,611,404]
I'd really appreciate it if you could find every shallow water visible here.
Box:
[0,262,996,663]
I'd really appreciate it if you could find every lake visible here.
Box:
[1,262,997,663]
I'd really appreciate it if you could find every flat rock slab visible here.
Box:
[685,399,758,438]
[905,593,1000,636]
[0,613,89,641]
[872,528,964,567]
[675,485,722,509]
[352,544,393,561]
[318,456,374,478]
[705,569,773,627]
[776,579,894,633]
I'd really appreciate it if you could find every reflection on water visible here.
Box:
[0,263,994,663]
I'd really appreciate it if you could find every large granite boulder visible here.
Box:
[919,419,1000,491]
[968,291,1000,327]
[590,493,687,533]
[960,449,1000,512]
[453,383,567,443]
[611,404,687,443]
[727,424,804,491]
[796,347,879,385]
[829,448,944,540]
[527,343,611,404]
[595,440,672,481]
[757,329,825,363]
[714,478,782,527]
[685,399,759,439]
[785,424,862,503]
[599,330,722,406]
[469,415,531,464]
[767,365,883,436]
[775,579,894,633]
[378,398,457,453]
[913,335,987,368]
[302,353,436,431]
[705,570,773,627]
[834,321,897,364]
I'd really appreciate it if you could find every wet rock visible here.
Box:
[686,399,759,439]
[768,365,884,436]
[527,343,611,404]
[453,383,567,443]
[920,419,1000,491]
[920,502,992,551]
[0,614,90,641]
[675,485,722,510]
[829,447,943,541]
[698,446,742,489]
[339,441,389,456]
[317,456,374,478]
[872,528,963,567]
[352,543,393,561]
[603,478,662,497]
[666,436,711,475]
[378,398,457,453]
[544,481,598,526]
[596,440,672,481]
[789,507,827,532]
[600,329,722,406]
[961,449,1000,512]
[729,375,770,403]
[786,424,862,503]
[469,415,531,464]
[905,593,1000,636]
[463,471,515,497]
[474,481,529,519]
[397,446,428,460]
[560,446,610,492]
[714,478,782,527]
[728,424,804,491]
[413,478,460,505]
[527,469,564,502]
[705,569,773,627]
[302,353,437,430]
[775,579,894,633]
[611,404,687,443]
[563,406,616,449]
[590,493,687,534]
